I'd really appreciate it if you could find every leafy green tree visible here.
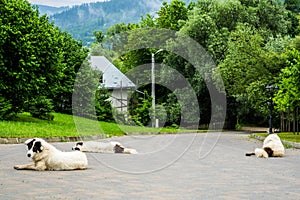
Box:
[129,91,152,126]
[90,0,298,128]
[218,24,286,125]
[285,0,300,13]
[0,96,14,120]
[49,32,88,114]
[156,0,189,31]
[95,86,114,122]
[274,48,300,132]
[0,0,87,120]
[29,96,54,120]
[72,59,100,120]
[93,30,105,43]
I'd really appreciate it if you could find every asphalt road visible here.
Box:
[0,132,299,200]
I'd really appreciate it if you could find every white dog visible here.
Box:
[72,141,138,154]
[14,138,88,171]
[246,134,285,158]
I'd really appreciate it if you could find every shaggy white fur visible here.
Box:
[14,138,88,171]
[246,134,285,158]
[72,141,138,154]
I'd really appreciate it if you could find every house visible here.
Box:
[90,56,136,112]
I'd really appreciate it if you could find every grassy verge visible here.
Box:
[0,112,200,138]
[252,132,300,143]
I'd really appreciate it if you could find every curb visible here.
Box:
[0,135,108,145]
[0,131,210,144]
[251,134,300,149]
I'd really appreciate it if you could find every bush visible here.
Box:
[95,87,114,122]
[0,96,16,120]
[29,96,54,120]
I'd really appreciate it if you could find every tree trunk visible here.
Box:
[288,108,291,132]
[293,109,296,133]
[297,107,299,134]
[280,111,284,132]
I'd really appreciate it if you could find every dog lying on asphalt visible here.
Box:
[14,138,88,171]
[246,134,285,158]
[72,141,138,154]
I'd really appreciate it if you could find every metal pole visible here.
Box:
[151,49,163,128]
[268,101,273,134]
[151,53,155,128]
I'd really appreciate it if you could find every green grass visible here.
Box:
[253,132,300,143]
[0,112,198,138]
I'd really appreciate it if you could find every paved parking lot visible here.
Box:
[0,132,299,199]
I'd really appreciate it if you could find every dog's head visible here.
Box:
[25,138,44,158]
[254,148,269,158]
[72,142,84,151]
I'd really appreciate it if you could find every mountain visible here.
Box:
[35,5,69,16]
[38,0,193,46]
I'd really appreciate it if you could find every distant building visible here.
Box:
[90,56,136,111]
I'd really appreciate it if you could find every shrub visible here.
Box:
[0,96,16,120]
[29,96,54,120]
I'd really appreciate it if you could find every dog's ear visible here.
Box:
[114,144,124,153]
[25,139,36,150]
[25,138,35,145]
[33,141,44,153]
[76,142,83,146]
[263,147,273,157]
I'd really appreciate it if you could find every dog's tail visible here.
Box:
[245,152,255,156]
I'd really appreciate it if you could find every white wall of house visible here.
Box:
[90,56,136,113]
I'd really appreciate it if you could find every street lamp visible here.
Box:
[151,49,164,128]
[265,85,279,134]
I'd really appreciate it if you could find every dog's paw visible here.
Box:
[13,165,22,170]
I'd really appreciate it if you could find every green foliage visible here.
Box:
[130,91,152,126]
[0,0,87,120]
[285,0,300,13]
[156,0,189,30]
[29,96,54,120]
[0,96,15,120]
[91,0,298,129]
[95,87,114,122]
[274,48,300,111]
[93,30,105,43]
[72,59,100,120]
[165,93,181,126]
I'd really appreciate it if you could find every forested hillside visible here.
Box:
[47,0,193,45]
[36,5,69,16]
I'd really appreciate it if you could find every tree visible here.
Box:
[93,30,105,43]
[285,0,300,13]
[95,86,114,122]
[0,0,87,120]
[274,48,300,132]
[218,24,286,126]
[156,0,189,31]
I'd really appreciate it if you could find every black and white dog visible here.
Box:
[72,141,138,154]
[246,134,285,158]
[14,138,88,171]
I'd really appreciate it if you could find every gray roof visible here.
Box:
[90,56,136,89]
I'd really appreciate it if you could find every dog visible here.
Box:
[14,138,88,171]
[72,141,138,154]
[246,134,285,158]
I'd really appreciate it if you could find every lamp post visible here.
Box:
[151,49,164,128]
[265,85,279,134]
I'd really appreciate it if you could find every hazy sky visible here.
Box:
[28,0,106,7]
